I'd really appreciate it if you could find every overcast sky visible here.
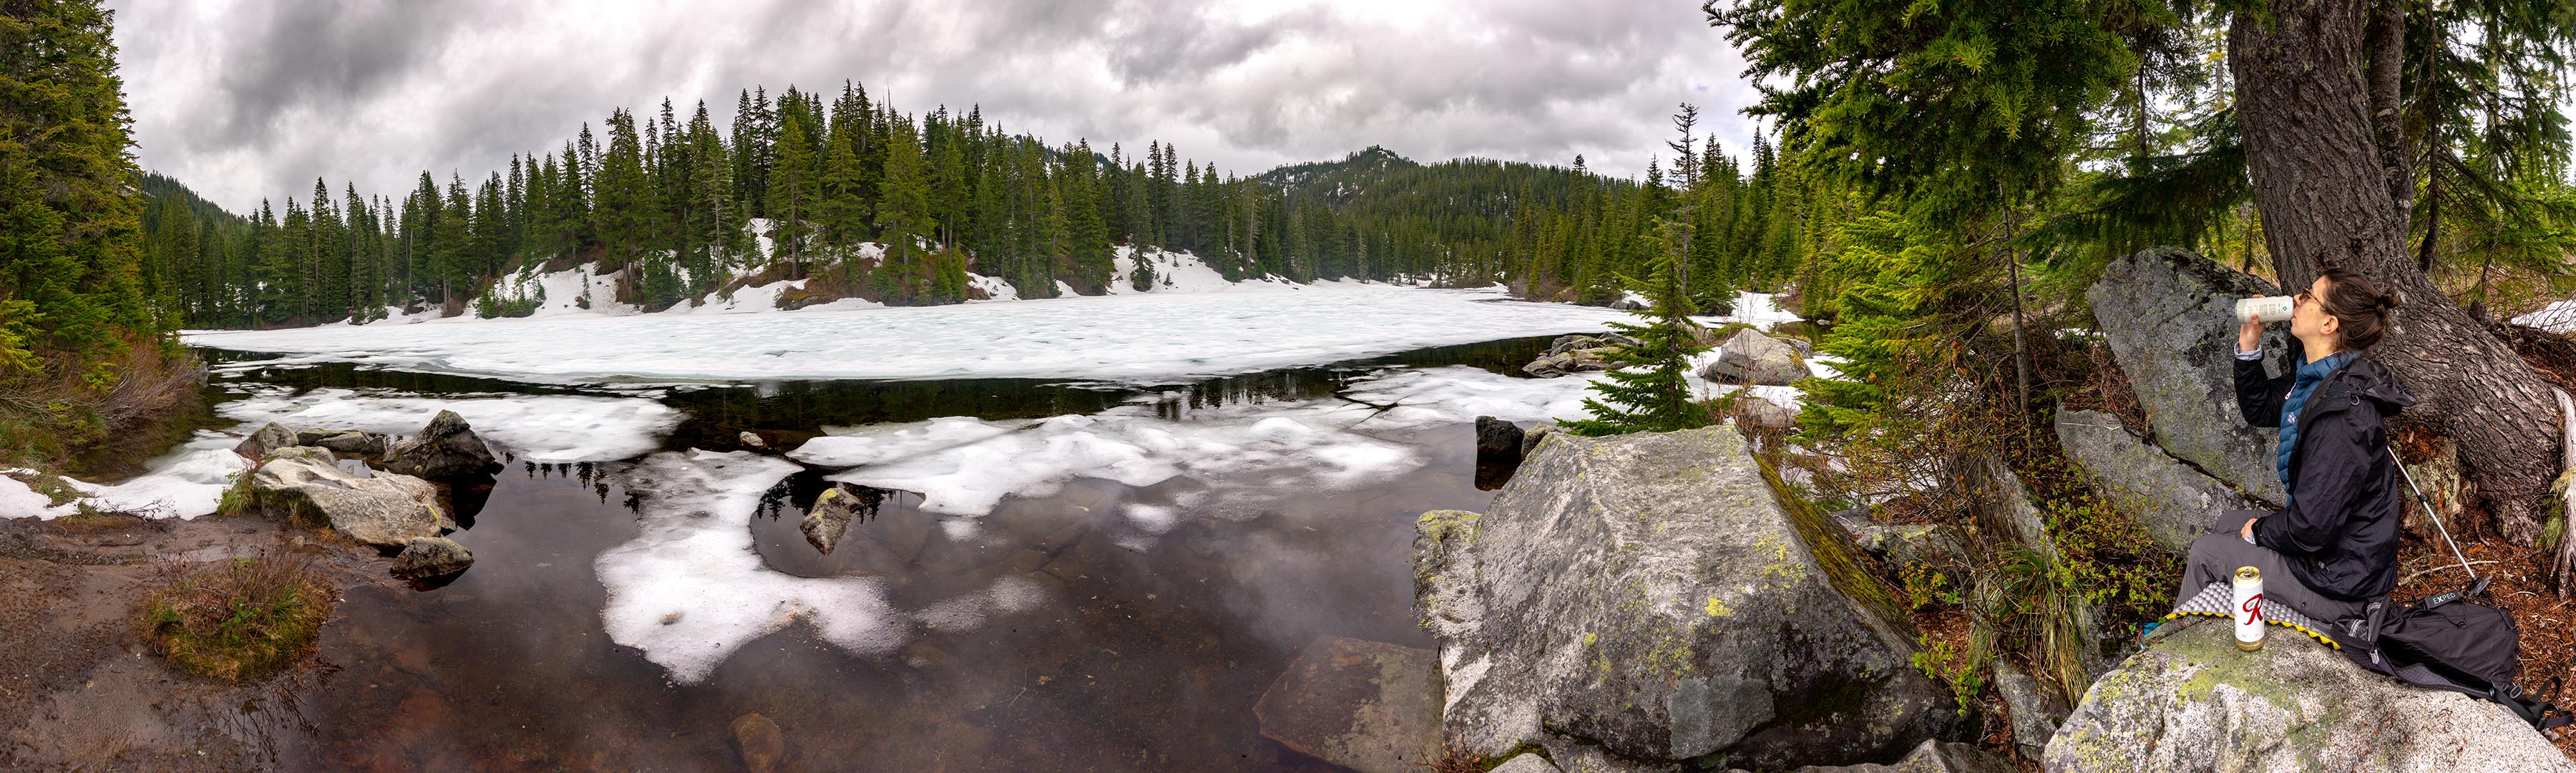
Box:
[103,0,1762,214]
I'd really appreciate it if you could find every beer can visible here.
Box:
[2235,296,2294,324]
[2233,566,2265,651]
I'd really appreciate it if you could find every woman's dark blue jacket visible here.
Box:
[2235,344,2419,601]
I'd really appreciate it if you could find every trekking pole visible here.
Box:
[2388,447,2489,597]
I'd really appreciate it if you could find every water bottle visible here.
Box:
[2235,296,2294,323]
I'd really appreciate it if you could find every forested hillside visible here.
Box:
[138,89,1826,329]
[0,0,200,469]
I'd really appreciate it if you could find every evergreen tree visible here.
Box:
[1560,215,1709,437]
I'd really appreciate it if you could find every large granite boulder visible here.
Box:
[250,447,452,548]
[1252,636,1443,773]
[1415,427,1956,771]
[2085,248,2290,507]
[2054,407,2257,552]
[1701,329,1811,386]
[2044,621,2575,772]
[383,410,502,480]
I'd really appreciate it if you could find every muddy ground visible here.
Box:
[0,512,391,772]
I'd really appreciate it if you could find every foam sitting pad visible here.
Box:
[2163,581,2342,649]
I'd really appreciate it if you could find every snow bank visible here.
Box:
[594,449,1052,684]
[2512,300,2576,334]
[217,387,680,462]
[185,286,1629,385]
[1,432,253,520]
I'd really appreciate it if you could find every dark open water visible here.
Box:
[193,336,1556,772]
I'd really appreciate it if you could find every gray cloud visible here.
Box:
[106,0,1761,214]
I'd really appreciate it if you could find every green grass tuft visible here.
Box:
[140,552,335,681]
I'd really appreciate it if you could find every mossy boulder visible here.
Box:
[2054,407,2256,553]
[1415,427,1955,772]
[2043,621,2575,772]
[2084,247,2290,507]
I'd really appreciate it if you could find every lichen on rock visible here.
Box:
[1414,427,1955,772]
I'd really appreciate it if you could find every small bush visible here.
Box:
[140,553,334,681]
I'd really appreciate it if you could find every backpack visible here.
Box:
[2337,591,2572,731]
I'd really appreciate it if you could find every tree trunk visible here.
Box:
[2231,0,2561,545]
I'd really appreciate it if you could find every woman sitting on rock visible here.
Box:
[2174,266,2417,623]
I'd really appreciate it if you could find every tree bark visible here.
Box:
[2232,0,2561,544]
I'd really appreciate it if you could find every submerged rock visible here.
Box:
[390,536,474,580]
[1416,427,1955,771]
[250,447,451,548]
[2084,247,2290,506]
[1252,636,1443,773]
[2053,407,2254,552]
[233,422,300,460]
[382,410,502,480]
[730,712,785,773]
[1700,329,1810,386]
[2044,621,2575,772]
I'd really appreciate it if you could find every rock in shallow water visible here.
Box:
[801,486,863,554]
[1474,416,1526,490]
[730,712,784,773]
[1416,427,1956,771]
[2044,621,2576,772]
[382,409,502,480]
[250,447,452,548]
[1253,636,1443,773]
[390,536,474,580]
[2084,247,2290,507]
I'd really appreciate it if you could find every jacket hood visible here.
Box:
[2327,354,2419,417]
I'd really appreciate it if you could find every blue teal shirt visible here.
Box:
[2276,350,2356,496]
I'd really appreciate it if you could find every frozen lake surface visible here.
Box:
[184,285,1634,384]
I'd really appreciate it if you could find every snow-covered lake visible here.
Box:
[12,282,1846,769]
[184,284,1634,384]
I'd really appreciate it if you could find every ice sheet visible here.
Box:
[594,449,1056,684]
[216,387,681,462]
[185,286,1629,384]
[809,399,1413,517]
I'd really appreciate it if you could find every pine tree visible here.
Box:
[1560,215,1709,437]
[875,118,932,301]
